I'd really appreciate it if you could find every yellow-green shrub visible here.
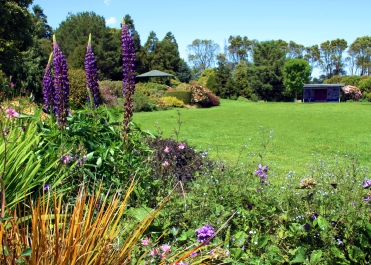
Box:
[161,96,184,108]
[69,69,88,109]
[164,90,192,104]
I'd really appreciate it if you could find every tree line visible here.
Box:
[1,1,371,102]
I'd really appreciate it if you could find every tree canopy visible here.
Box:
[283,58,312,100]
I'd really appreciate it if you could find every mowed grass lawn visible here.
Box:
[133,99,371,174]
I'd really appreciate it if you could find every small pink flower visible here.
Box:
[141,237,150,246]
[178,142,185,149]
[160,244,171,253]
[162,160,170,167]
[164,146,170,153]
[160,253,166,259]
[150,248,158,257]
[5,107,19,118]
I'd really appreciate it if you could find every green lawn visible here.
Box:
[133,99,371,174]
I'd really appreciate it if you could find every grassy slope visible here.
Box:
[133,99,371,174]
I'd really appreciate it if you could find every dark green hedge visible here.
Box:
[164,90,192,105]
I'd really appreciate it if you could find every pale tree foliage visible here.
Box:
[319,39,347,78]
[187,39,220,76]
[347,36,371,76]
[227,35,253,67]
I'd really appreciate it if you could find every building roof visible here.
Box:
[136,70,174,78]
[304,84,344,88]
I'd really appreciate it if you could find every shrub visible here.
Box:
[164,90,192,104]
[132,91,154,112]
[161,96,184,108]
[147,137,213,188]
[175,82,190,91]
[170,77,181,87]
[206,75,219,94]
[208,93,220,106]
[98,80,122,97]
[189,83,220,107]
[144,82,168,91]
[98,85,118,107]
[237,96,249,102]
[198,68,216,87]
[69,69,88,109]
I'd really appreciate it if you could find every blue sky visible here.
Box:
[32,0,371,77]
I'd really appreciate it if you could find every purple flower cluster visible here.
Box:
[255,164,269,184]
[363,178,371,189]
[121,19,136,139]
[195,224,215,244]
[43,52,54,112]
[85,33,100,107]
[52,35,70,128]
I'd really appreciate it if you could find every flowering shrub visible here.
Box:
[147,137,213,189]
[98,85,119,107]
[189,83,220,107]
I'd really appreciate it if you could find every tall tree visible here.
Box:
[287,41,305,59]
[54,12,121,80]
[176,58,192,83]
[187,39,220,78]
[247,40,286,101]
[347,36,371,76]
[233,60,250,97]
[215,53,234,98]
[0,0,34,76]
[319,39,347,78]
[227,35,252,67]
[283,58,312,100]
[330,39,347,76]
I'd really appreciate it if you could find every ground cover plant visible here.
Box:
[133,99,371,174]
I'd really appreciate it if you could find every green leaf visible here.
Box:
[258,236,269,248]
[20,248,32,256]
[96,157,102,168]
[290,246,306,264]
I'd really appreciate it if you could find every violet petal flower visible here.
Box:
[43,52,54,112]
[121,19,136,139]
[195,224,215,244]
[363,178,371,189]
[53,35,69,129]
[85,33,100,107]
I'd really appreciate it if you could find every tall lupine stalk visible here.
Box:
[42,52,54,112]
[85,33,100,107]
[121,19,136,141]
[52,35,70,129]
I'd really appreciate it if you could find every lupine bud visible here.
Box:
[53,35,70,129]
[121,18,136,140]
[43,52,54,112]
[85,33,100,107]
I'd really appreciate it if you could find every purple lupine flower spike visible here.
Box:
[52,35,70,129]
[43,52,54,112]
[121,18,136,140]
[85,33,100,107]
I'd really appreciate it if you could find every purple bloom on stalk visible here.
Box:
[303,223,311,230]
[254,164,268,179]
[195,224,215,244]
[311,213,319,221]
[363,178,371,189]
[43,52,54,112]
[43,183,51,192]
[364,196,370,202]
[121,18,136,140]
[60,154,72,164]
[52,35,69,129]
[85,33,100,107]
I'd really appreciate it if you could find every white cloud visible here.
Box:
[104,0,111,5]
[105,17,117,25]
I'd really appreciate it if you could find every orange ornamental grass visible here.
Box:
[0,180,170,265]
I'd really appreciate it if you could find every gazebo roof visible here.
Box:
[136,70,174,78]
[304,84,344,88]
